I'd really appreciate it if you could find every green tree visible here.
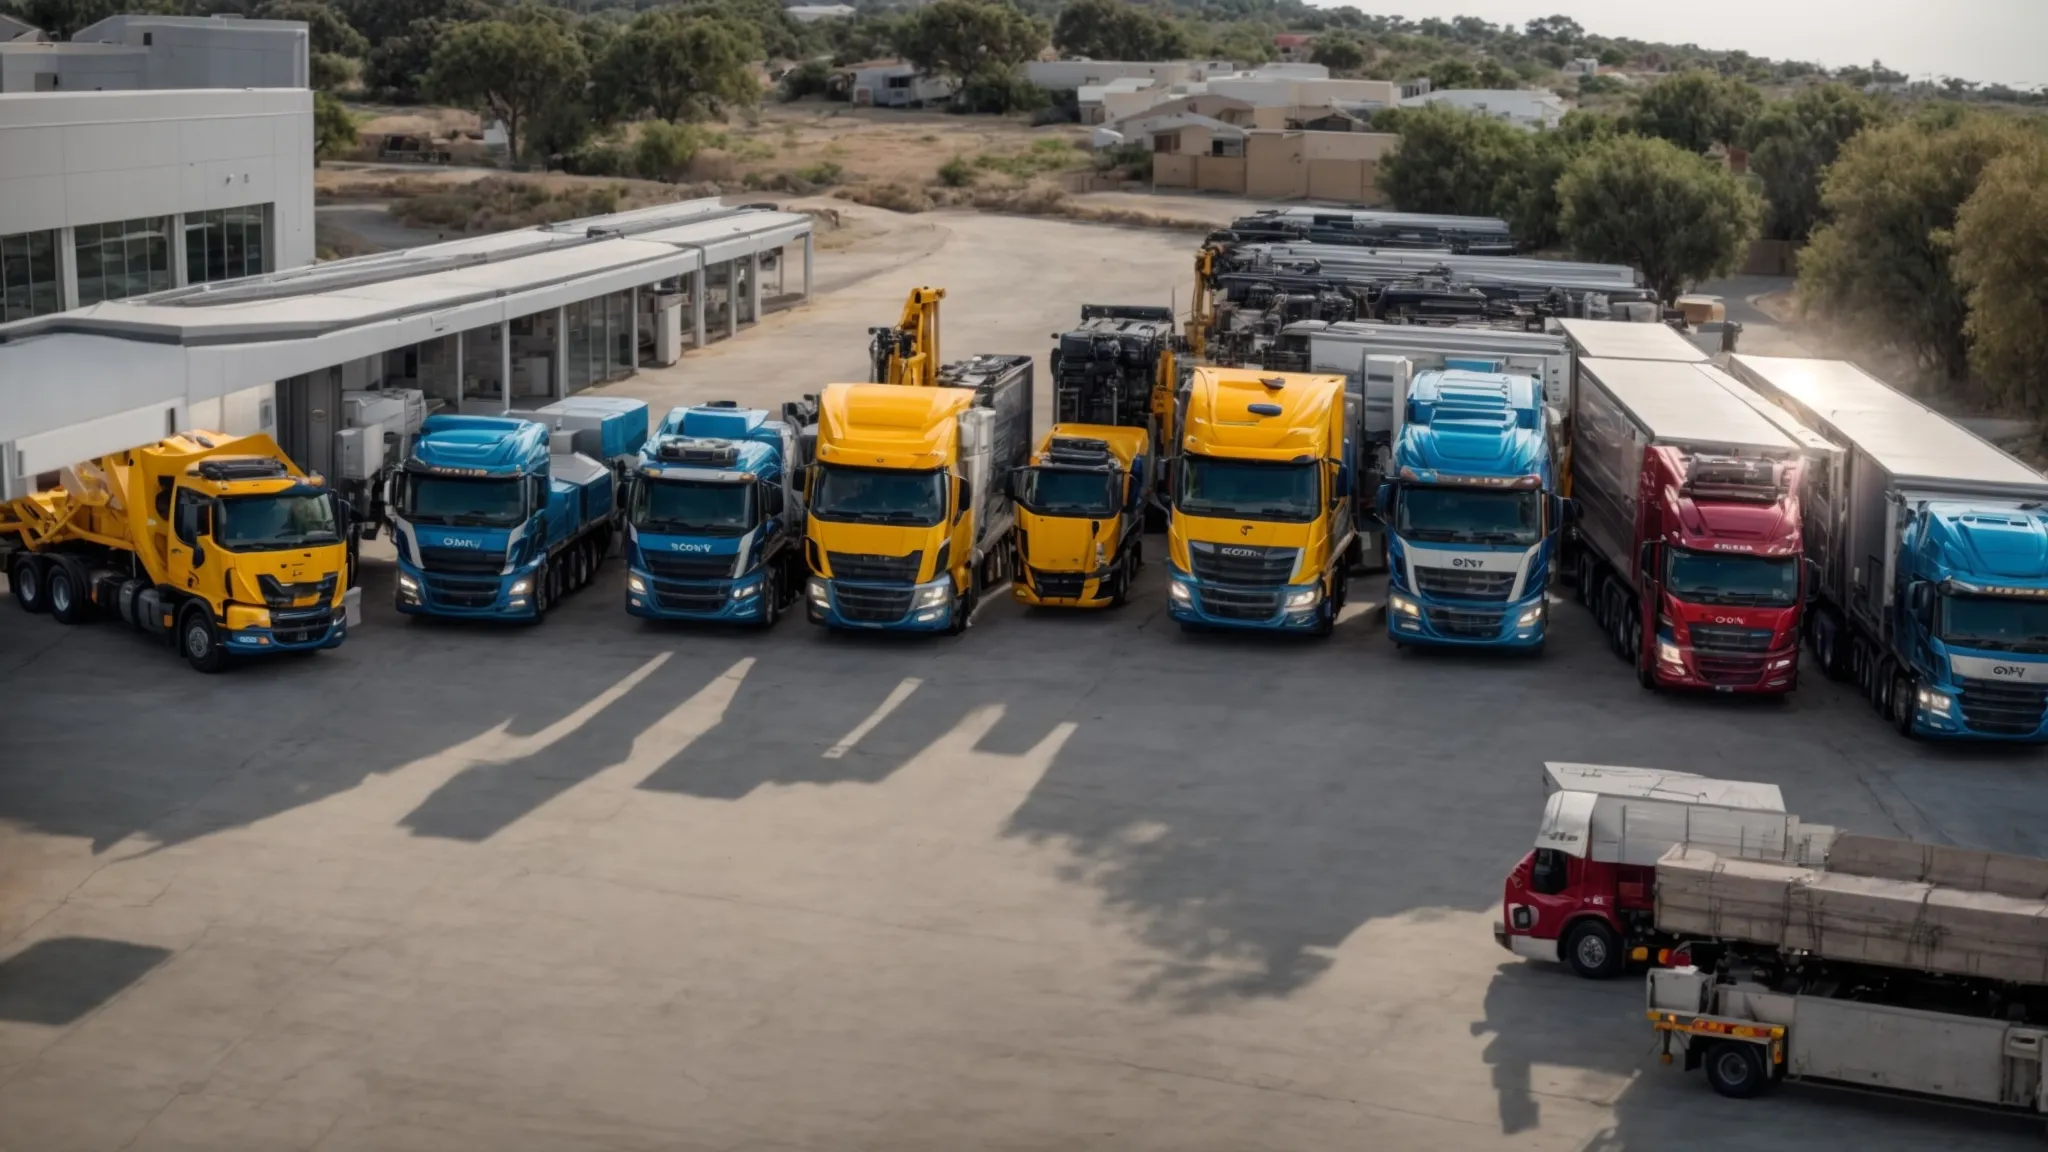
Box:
[1051,0,1186,62]
[827,13,901,66]
[1800,113,2039,381]
[670,0,806,62]
[631,120,711,182]
[1427,58,1476,89]
[595,11,760,124]
[350,0,497,102]
[1512,110,1617,249]
[312,90,359,160]
[1952,138,2048,409]
[255,0,368,91]
[897,0,1045,94]
[425,6,587,163]
[1628,69,1763,153]
[1310,32,1365,75]
[1557,134,1760,302]
[1524,14,1583,42]
[1380,104,1534,219]
[1741,83,1892,242]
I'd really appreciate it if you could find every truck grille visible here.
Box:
[1414,567,1514,602]
[422,574,499,609]
[1188,543,1296,587]
[828,551,922,584]
[643,551,734,579]
[258,573,337,608]
[1030,569,1088,599]
[651,581,728,614]
[418,546,505,575]
[1689,625,1774,653]
[269,606,334,644]
[1957,678,2048,736]
[1694,656,1766,688]
[1199,586,1281,620]
[1424,606,1503,638]
[835,584,915,623]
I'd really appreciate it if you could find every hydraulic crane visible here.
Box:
[869,287,944,388]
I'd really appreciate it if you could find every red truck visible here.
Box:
[1497,763,1836,978]
[1567,357,1822,692]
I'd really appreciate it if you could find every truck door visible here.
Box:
[168,487,210,594]
[1512,847,1588,941]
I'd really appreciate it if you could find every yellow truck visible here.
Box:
[1009,425,1151,608]
[2,431,356,672]
[801,355,1033,634]
[1165,366,1358,637]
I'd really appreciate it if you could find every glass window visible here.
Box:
[184,205,268,286]
[1,229,63,322]
[74,217,172,306]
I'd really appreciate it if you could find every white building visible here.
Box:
[1024,59,1237,93]
[1398,88,1568,130]
[841,59,954,108]
[783,4,856,23]
[0,14,308,92]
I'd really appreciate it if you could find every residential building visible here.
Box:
[1207,73,1395,110]
[1397,88,1568,130]
[783,4,856,23]
[1151,128,1399,203]
[1130,113,1247,158]
[835,59,955,107]
[1077,76,1156,124]
[1273,33,1315,63]
[1024,59,1237,93]
[1562,57,1601,76]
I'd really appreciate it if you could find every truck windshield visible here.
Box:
[403,476,525,527]
[1663,547,1798,607]
[1395,486,1540,546]
[1016,468,1118,517]
[812,464,946,527]
[1940,595,2048,655]
[1178,457,1317,522]
[631,477,754,537]
[215,490,340,551]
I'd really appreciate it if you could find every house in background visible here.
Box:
[833,59,955,108]
[783,4,855,22]
[1273,33,1316,63]
[1151,126,1400,202]
[1397,87,1567,130]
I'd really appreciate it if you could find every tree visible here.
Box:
[425,6,586,163]
[1800,113,2039,382]
[1557,134,1760,302]
[1524,14,1583,42]
[1512,110,1617,250]
[1628,69,1763,153]
[312,90,359,160]
[898,0,1045,90]
[1052,0,1187,62]
[595,11,760,124]
[1310,32,1365,75]
[1380,104,1534,220]
[669,0,806,62]
[255,0,367,91]
[350,0,497,102]
[1953,138,2048,409]
[827,14,901,66]
[1428,57,1476,89]
[1741,83,1892,242]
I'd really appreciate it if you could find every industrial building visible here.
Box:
[0,199,816,498]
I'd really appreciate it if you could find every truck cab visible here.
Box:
[390,415,616,622]
[1891,504,2048,739]
[624,403,802,625]
[1010,426,1149,609]
[1165,366,1356,636]
[1376,368,1561,652]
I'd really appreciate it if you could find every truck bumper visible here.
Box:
[223,613,348,653]
[1907,682,2048,741]
[1652,641,1799,693]
[805,576,957,632]
[625,567,768,623]
[1165,567,1325,632]
[1013,566,1114,609]
[394,559,539,621]
[1385,589,1547,651]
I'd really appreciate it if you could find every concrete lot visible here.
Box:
[2,210,2047,1151]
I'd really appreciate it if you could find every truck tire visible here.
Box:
[1892,670,1920,739]
[1871,655,1895,716]
[1810,610,1844,681]
[11,554,48,614]
[179,604,227,674]
[48,558,87,624]
[1108,555,1130,608]
[756,566,781,629]
[1703,1041,1769,1099]
[1563,919,1624,979]
[572,546,590,591]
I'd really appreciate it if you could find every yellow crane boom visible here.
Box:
[869,286,944,388]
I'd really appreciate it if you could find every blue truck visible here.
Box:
[623,401,805,627]
[1731,355,2048,740]
[1374,366,1567,654]
[390,399,646,622]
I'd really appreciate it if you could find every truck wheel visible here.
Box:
[756,568,781,629]
[533,562,553,619]
[48,559,87,625]
[572,547,590,591]
[1892,671,1920,739]
[179,604,227,674]
[1871,655,1895,715]
[10,554,47,614]
[1703,1041,1769,1099]
[1810,611,1843,681]
[1563,919,1624,979]
[1638,655,1659,691]
[1109,554,1131,608]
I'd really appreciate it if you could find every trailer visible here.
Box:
[1728,355,2048,739]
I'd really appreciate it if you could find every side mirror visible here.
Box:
[1373,482,1395,523]
[1124,474,1139,512]
[762,483,784,517]
[1908,579,1932,613]
[1333,462,1351,501]
[1008,468,1025,501]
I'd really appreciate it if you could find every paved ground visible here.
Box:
[3,211,2047,1151]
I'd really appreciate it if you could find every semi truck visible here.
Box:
[802,354,1033,633]
[1375,367,1565,653]
[1568,358,1812,693]
[623,402,803,626]
[1728,354,2048,740]
[2,431,355,672]
[1165,366,1358,637]
[1010,426,1150,609]
[389,404,640,622]
[1645,834,2048,1114]
[1496,762,1836,979]
[1049,304,1178,529]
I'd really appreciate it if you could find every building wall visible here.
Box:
[1399,88,1566,129]
[1194,155,1244,192]
[76,16,308,89]
[1153,129,1394,202]
[1026,60,1191,91]
[0,88,314,319]
[1302,130,1397,161]
[1152,152,1195,187]
[1245,131,1302,198]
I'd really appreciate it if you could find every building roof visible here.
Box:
[1133,112,1246,138]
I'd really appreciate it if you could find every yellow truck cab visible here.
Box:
[802,356,1033,633]
[3,431,355,672]
[1010,424,1150,608]
[1166,367,1357,637]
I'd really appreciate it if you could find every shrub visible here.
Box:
[795,161,844,185]
[937,155,975,186]
[632,121,709,182]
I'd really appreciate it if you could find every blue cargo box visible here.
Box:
[534,397,650,462]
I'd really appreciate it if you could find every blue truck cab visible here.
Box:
[390,411,626,622]
[1889,503,2048,739]
[624,402,805,626]
[1374,368,1564,653]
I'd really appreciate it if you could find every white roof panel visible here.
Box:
[1543,762,1785,811]
[1557,318,1707,363]
[1578,358,1799,453]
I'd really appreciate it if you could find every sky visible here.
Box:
[1335,1,2044,88]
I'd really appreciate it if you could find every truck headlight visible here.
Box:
[1170,581,1192,603]
[1518,604,1545,626]
[913,583,952,608]
[1917,688,1954,715]
[628,575,646,593]
[1285,586,1320,609]
[509,578,532,595]
[1388,592,1419,617]
[733,580,761,599]
[1658,639,1683,665]
[398,574,419,592]
[808,578,829,606]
